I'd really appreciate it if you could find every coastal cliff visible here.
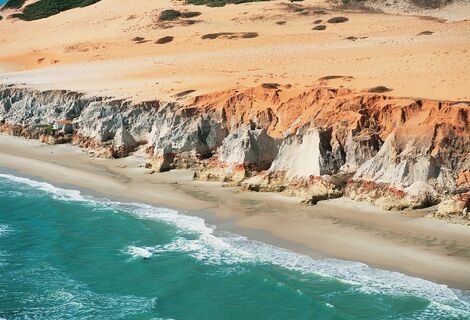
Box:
[0,84,468,222]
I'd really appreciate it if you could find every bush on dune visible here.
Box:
[11,0,102,21]
[186,0,270,7]
[1,0,26,10]
[159,9,181,21]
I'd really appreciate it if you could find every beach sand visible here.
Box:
[1,133,469,290]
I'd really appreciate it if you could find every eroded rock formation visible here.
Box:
[0,84,468,221]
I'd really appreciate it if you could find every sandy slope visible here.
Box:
[0,0,469,102]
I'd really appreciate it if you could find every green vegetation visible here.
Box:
[11,0,102,21]
[35,124,54,134]
[180,11,201,18]
[155,36,174,44]
[327,16,349,23]
[1,0,26,10]
[159,9,201,21]
[159,9,181,21]
[0,15,2,20]
[186,0,270,8]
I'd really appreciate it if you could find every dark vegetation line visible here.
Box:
[186,0,270,7]
[9,0,101,21]
[1,0,26,10]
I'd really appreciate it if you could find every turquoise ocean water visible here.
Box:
[0,172,469,319]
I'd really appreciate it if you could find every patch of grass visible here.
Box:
[368,86,392,93]
[131,36,149,44]
[12,0,102,21]
[312,25,326,30]
[327,16,349,23]
[174,89,196,97]
[9,13,22,19]
[417,31,434,35]
[155,36,174,44]
[180,11,201,18]
[261,83,280,89]
[344,36,367,41]
[159,9,181,21]
[201,32,257,40]
[35,124,54,134]
[318,75,352,80]
[186,0,270,8]
[0,16,2,20]
[201,32,235,39]
[1,0,26,10]
[241,32,258,38]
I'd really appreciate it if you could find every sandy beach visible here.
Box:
[1,133,469,290]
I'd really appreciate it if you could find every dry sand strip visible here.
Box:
[0,0,469,102]
[1,134,469,290]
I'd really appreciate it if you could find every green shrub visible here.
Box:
[1,0,26,10]
[180,11,201,18]
[186,0,270,7]
[12,0,102,21]
[159,9,181,21]
[155,36,174,44]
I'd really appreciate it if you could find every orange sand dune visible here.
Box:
[0,0,469,102]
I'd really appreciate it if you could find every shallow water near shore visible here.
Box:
[0,173,469,319]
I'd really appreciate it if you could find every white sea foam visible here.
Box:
[125,246,153,259]
[127,203,213,235]
[122,204,470,316]
[0,173,86,202]
[148,236,254,265]
[0,224,13,237]
[3,172,469,316]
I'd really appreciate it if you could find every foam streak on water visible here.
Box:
[1,173,469,318]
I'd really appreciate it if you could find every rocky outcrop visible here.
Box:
[146,109,227,172]
[194,123,279,182]
[0,84,468,221]
[240,125,346,203]
[112,126,137,158]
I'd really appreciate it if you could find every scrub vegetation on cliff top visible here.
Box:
[8,0,102,21]
[1,0,26,10]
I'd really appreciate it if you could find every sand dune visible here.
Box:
[0,0,468,102]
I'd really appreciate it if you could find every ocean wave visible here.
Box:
[0,224,13,238]
[2,172,469,316]
[125,245,153,259]
[0,173,86,202]
[0,264,157,319]
[122,206,470,316]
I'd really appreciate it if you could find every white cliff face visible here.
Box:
[0,86,228,163]
[354,132,452,191]
[0,87,92,126]
[342,131,381,172]
[0,85,467,214]
[218,126,279,169]
[113,126,137,149]
[151,114,226,158]
[269,128,323,178]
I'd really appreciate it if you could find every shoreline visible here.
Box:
[0,134,469,290]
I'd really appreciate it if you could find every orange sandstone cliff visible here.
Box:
[0,85,468,221]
